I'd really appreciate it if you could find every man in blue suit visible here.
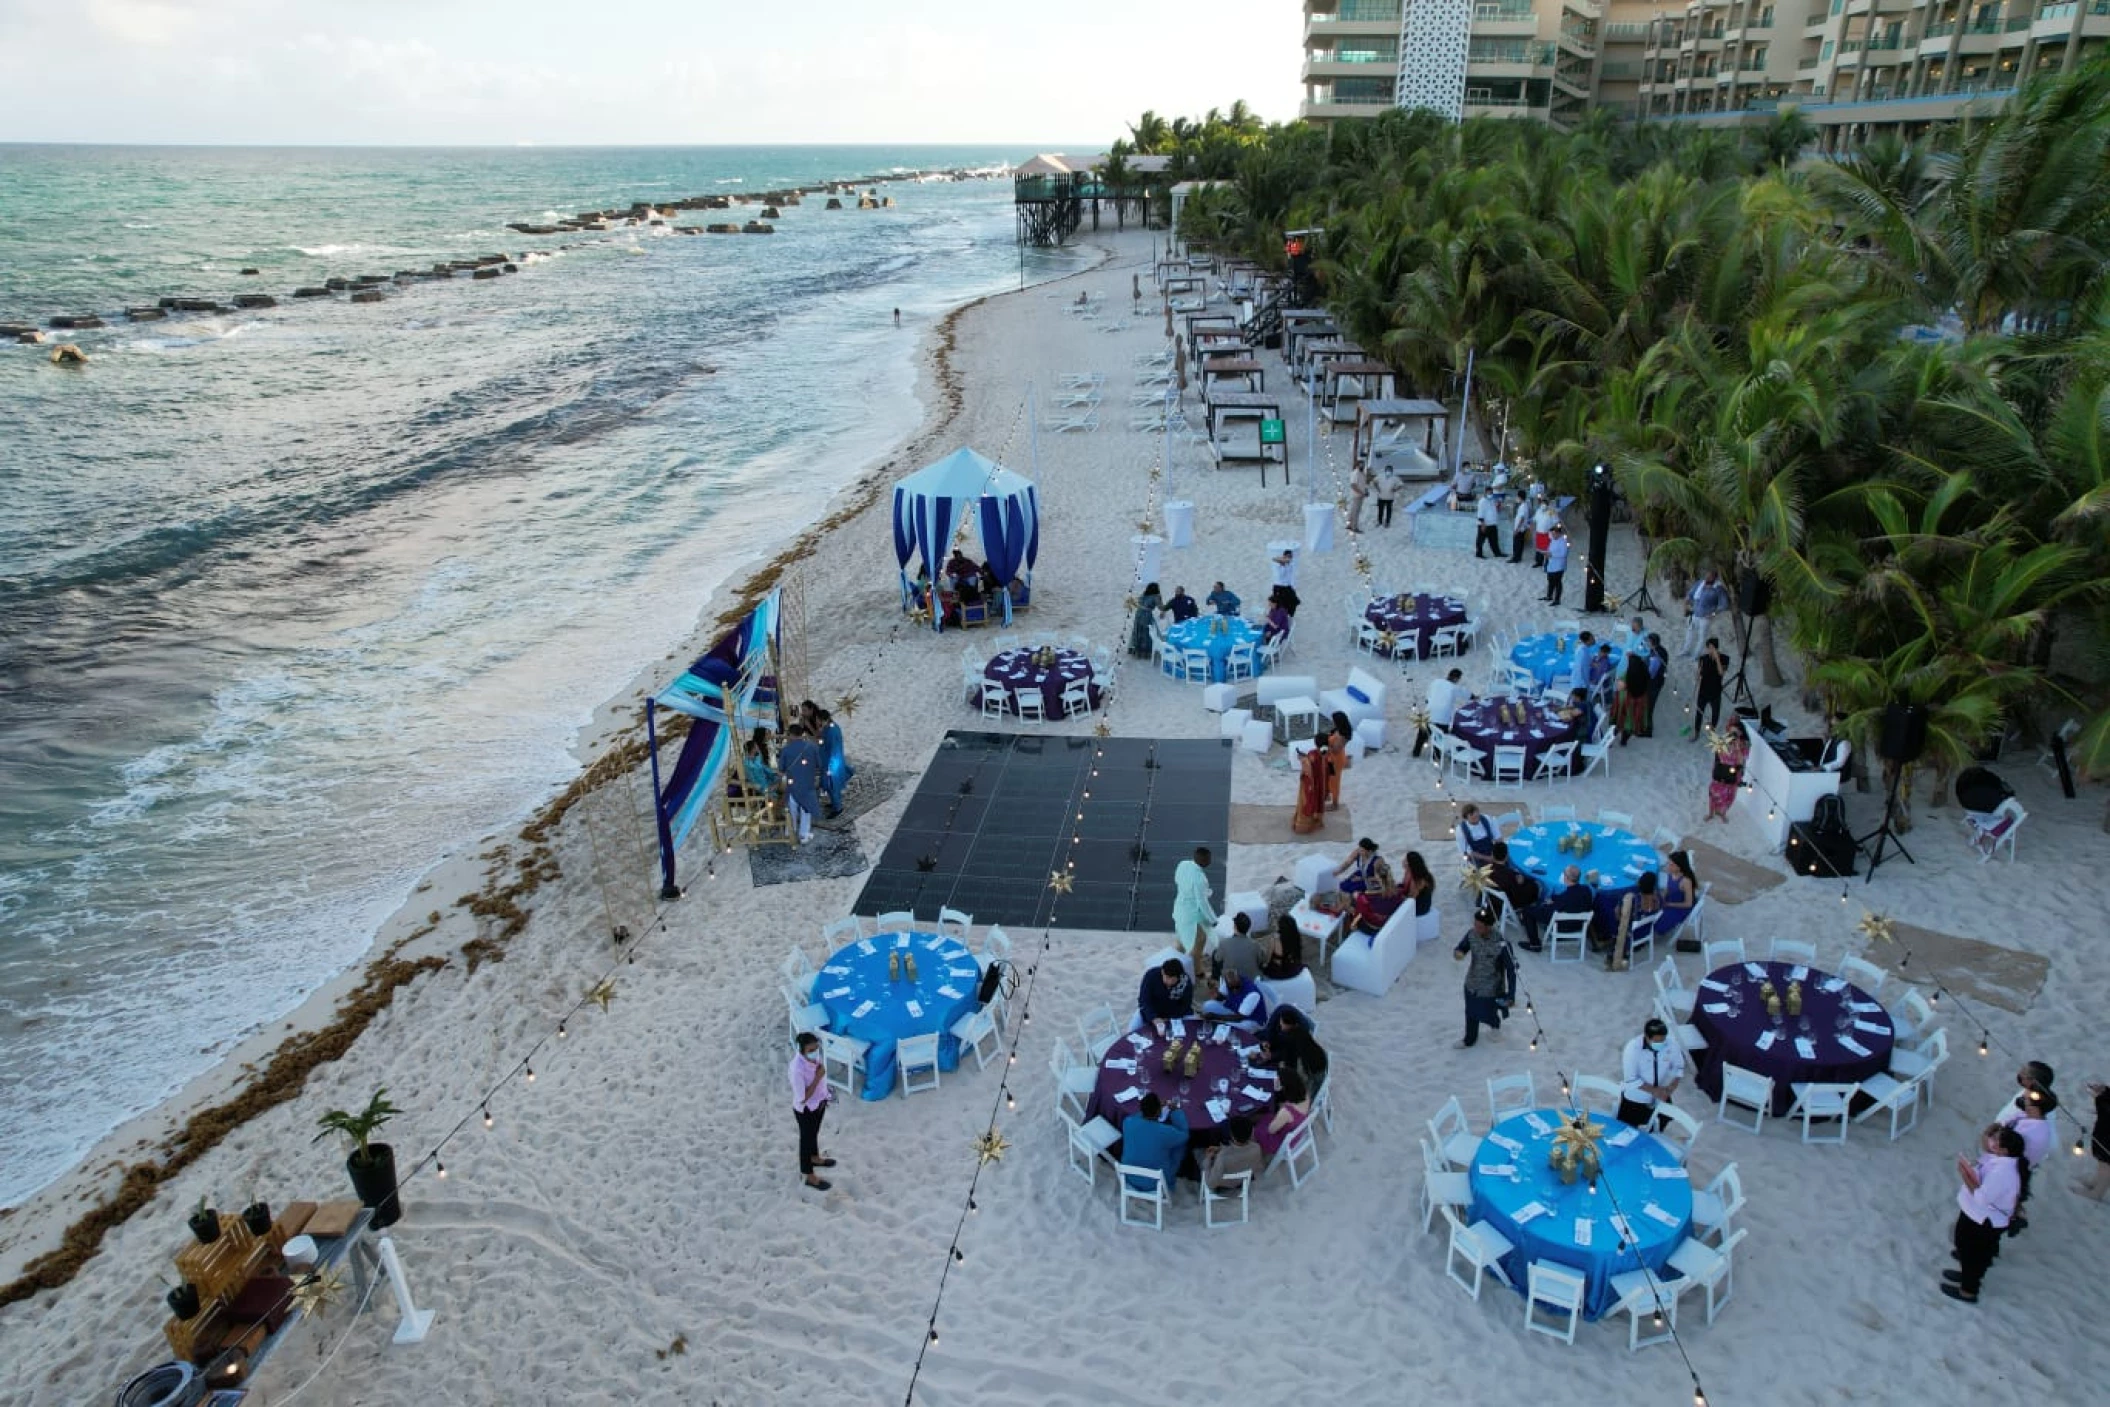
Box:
[1120,1093,1190,1192]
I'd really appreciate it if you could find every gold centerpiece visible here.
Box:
[1162,1038,1182,1073]
[1786,979,1803,1016]
[1547,1114,1605,1186]
[1184,1042,1202,1077]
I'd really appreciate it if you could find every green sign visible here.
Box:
[1259,418,1286,445]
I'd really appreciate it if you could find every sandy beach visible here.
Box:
[6,225,2108,1406]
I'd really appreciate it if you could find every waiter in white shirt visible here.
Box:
[1270,547,1297,590]
[1413,667,1468,758]
[1617,1016,1686,1129]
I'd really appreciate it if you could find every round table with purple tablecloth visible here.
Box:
[1447,697,1581,781]
[1083,1019,1275,1140]
[1689,961,1894,1115]
[1364,592,1469,660]
[983,646,1101,719]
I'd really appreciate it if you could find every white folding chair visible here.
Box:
[1116,1164,1169,1228]
[1625,909,1663,966]
[875,910,916,934]
[1540,803,1577,822]
[1597,808,1634,829]
[1225,641,1257,682]
[1854,1067,1926,1141]
[780,946,816,999]
[820,915,864,951]
[783,986,827,1041]
[896,1032,942,1097]
[979,924,1013,967]
[937,907,974,948]
[1418,1137,1471,1233]
[1077,1004,1121,1062]
[1428,1095,1479,1168]
[1533,741,1577,784]
[1886,1027,1950,1105]
[1608,1268,1680,1351]
[950,1007,1002,1070]
[1690,1162,1745,1245]
[1441,1205,1516,1302]
[1201,1169,1253,1228]
[1491,809,1524,836]
[1650,825,1681,851]
[1838,954,1887,998]
[1428,626,1463,660]
[1015,690,1047,723]
[1479,887,1517,939]
[1767,937,1818,966]
[1702,938,1747,971]
[1269,1120,1319,1190]
[1658,997,1709,1057]
[979,679,1009,719]
[1716,1063,1774,1134]
[1547,911,1590,964]
[1571,1073,1621,1118]
[1493,745,1526,789]
[1060,679,1094,718]
[1049,1036,1097,1121]
[1651,1101,1702,1164]
[1889,986,1937,1046]
[1505,662,1541,695]
[1524,1261,1587,1345]
[1577,723,1614,780]
[1181,648,1213,683]
[820,1030,870,1097]
[1654,956,1696,1022]
[1665,1227,1748,1325]
[1448,742,1489,784]
[1487,1071,1536,1122]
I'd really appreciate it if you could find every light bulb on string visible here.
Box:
[1979,1032,1989,1057]
[558,1022,567,1039]
[952,1247,964,1263]
[525,1064,536,1084]
[482,1105,493,1130]
[436,1157,448,1179]
[2075,1138,2088,1157]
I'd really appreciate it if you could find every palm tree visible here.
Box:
[1127,111,1170,153]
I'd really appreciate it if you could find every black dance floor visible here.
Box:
[853,731,1232,932]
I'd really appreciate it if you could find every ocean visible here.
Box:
[0,143,1085,1208]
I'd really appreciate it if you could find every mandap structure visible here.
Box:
[891,446,1040,630]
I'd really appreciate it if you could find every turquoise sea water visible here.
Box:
[0,144,1082,1207]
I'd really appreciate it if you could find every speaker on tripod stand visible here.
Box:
[1856,702,1923,880]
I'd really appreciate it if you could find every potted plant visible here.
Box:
[187,1194,221,1245]
[241,1183,272,1237]
[163,1276,202,1320]
[314,1087,402,1229]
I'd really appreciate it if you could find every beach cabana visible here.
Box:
[891,447,1040,630]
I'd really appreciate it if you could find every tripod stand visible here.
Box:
[1856,765,1917,881]
[1727,612,1757,712]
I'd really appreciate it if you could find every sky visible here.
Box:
[0,0,1306,147]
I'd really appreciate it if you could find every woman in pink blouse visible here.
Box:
[1944,1124,2025,1303]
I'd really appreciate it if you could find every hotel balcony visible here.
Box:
[1302,50,1401,82]
[1473,1,1543,34]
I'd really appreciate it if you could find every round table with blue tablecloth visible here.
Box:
[1505,821,1660,933]
[1363,592,1468,660]
[1510,631,1637,691]
[815,931,983,1100]
[1165,615,1266,684]
[1469,1108,1693,1319]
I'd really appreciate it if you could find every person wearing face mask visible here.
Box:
[1616,1016,1686,1129]
[1996,1080,2059,1234]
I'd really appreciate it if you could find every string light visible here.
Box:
[482,1105,493,1129]
[557,1022,567,1039]
[524,1064,535,1083]
[435,1158,447,1180]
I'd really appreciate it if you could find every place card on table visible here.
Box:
[1849,1000,1884,1014]
[1478,1163,1518,1177]
[936,985,963,1000]
[1648,1164,1689,1181]
[852,1001,877,1019]
[1789,965,1810,981]
[1699,978,1730,994]
[1703,1003,1731,1015]
[1524,1112,1553,1136]
[1170,1019,1188,1038]
[1240,1084,1272,1102]
[1743,962,1767,979]
[1838,1036,1872,1058]
[1104,1058,1137,1073]
[822,987,852,1000]
[1821,977,1848,994]
[1854,1019,1891,1035]
[923,936,945,951]
[905,1000,924,1019]
[1127,1033,1151,1051]
[950,966,978,980]
[857,940,877,956]
[1207,1098,1232,1123]
[822,964,850,976]
[1114,1086,1142,1104]
[1574,1218,1595,1247]
[1605,1126,1639,1148]
[897,933,913,948]
[1643,1202,1682,1228]
[1513,1201,1551,1224]
[1248,1066,1279,1082]
[1756,1030,1779,1051]
[1794,1036,1816,1059]
[1487,1132,1524,1154]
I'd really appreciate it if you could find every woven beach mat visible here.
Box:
[1229,803,1355,845]
[1867,923,2048,1015]
[1670,838,1786,907]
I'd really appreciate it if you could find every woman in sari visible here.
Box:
[1705,720,1749,821]
[1324,711,1353,810]
[1128,581,1162,659]
[1350,848,1407,935]
[1292,734,1330,834]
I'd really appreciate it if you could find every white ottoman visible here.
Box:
[1218,707,1252,740]
[1294,853,1338,898]
[1202,682,1238,713]
[1356,717,1388,751]
[1240,719,1273,754]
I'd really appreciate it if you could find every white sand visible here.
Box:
[7,228,2108,1406]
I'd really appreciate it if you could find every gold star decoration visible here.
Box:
[1460,861,1495,895]
[1704,726,1733,753]
[1093,720,1112,738]
[1375,629,1399,654]
[1857,911,1897,947]
[1353,554,1373,577]
[1408,707,1432,732]
[291,1268,345,1318]
[1122,593,1139,613]
[834,692,860,719]
[1047,869,1074,894]
[586,977,617,1013]
[972,1127,1011,1165]
[1605,594,1623,613]
[1137,518,1155,533]
[1148,466,1162,481]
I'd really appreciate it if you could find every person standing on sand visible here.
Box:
[819,708,852,817]
[1346,462,1371,533]
[790,1031,835,1191]
[893,308,900,326]
[778,724,823,843]
[1172,846,1218,966]
[1543,524,1571,605]
[1374,463,1402,528]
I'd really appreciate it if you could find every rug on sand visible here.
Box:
[1230,803,1356,845]
[1868,923,2048,1015]
[749,822,871,888]
[1418,800,1531,843]
[1673,838,1787,906]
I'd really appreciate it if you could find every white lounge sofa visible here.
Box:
[1330,901,1416,996]
[1319,665,1388,727]
[1255,674,1319,709]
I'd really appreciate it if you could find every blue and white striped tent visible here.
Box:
[891,447,1039,628]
